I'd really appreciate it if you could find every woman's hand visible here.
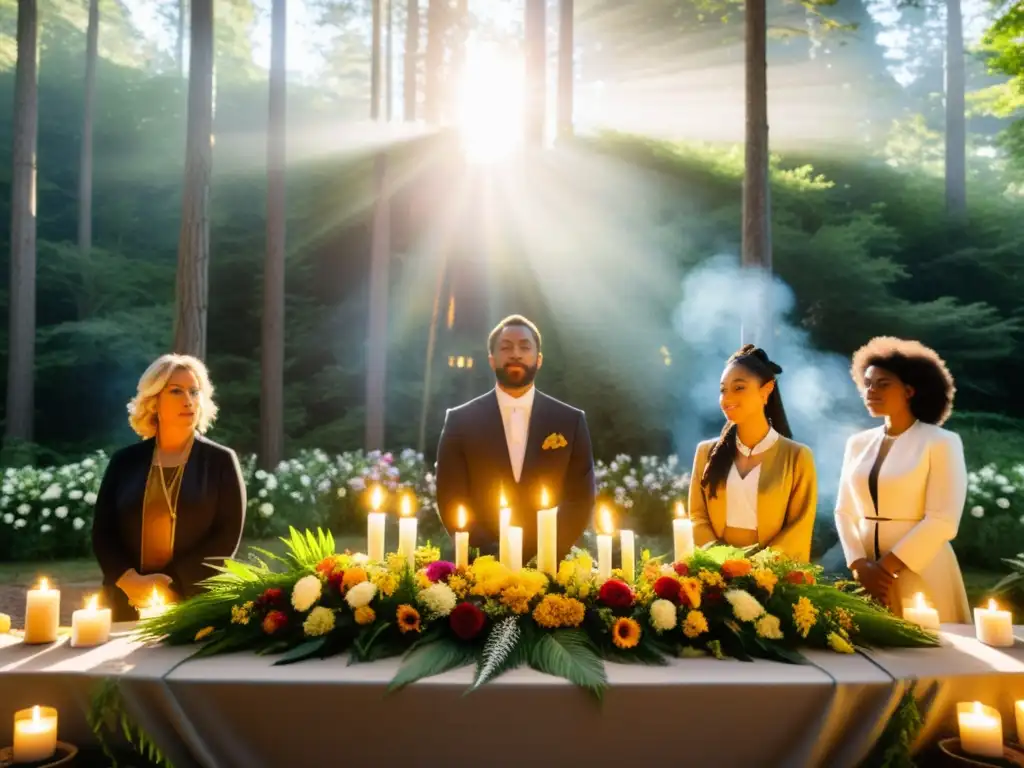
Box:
[117,569,174,607]
[850,558,895,605]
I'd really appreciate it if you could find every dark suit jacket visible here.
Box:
[435,389,596,561]
[91,434,246,620]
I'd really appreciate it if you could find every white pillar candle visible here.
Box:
[508,526,523,572]
[620,530,636,583]
[958,702,1003,758]
[454,505,470,570]
[398,495,418,571]
[24,578,60,644]
[71,594,111,648]
[975,599,1014,647]
[535,488,558,575]
[499,498,511,569]
[904,592,940,632]
[13,706,58,763]
[138,587,168,621]
[367,485,386,562]
[673,503,694,563]
[1015,700,1024,745]
[596,506,613,579]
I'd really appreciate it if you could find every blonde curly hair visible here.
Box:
[127,354,218,438]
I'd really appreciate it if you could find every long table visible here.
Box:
[1,625,1022,768]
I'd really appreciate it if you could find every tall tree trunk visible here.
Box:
[403,0,418,121]
[385,0,394,121]
[78,0,99,320]
[524,0,546,146]
[261,0,287,471]
[364,153,391,451]
[945,0,966,220]
[741,0,771,347]
[174,0,214,359]
[5,0,38,446]
[449,0,468,121]
[417,247,447,454]
[371,0,383,119]
[177,0,187,77]
[557,0,574,141]
[424,0,444,124]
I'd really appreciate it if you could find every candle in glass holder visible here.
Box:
[398,495,418,571]
[596,506,613,580]
[138,587,168,620]
[454,505,470,569]
[24,578,60,644]
[499,493,512,569]
[13,706,58,763]
[958,702,1003,758]
[672,501,694,563]
[508,526,523,572]
[620,529,636,583]
[71,594,112,648]
[975,599,1014,647]
[904,592,940,632]
[367,485,386,562]
[536,488,558,575]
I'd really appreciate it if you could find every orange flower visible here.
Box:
[342,567,368,590]
[262,610,288,635]
[611,617,641,649]
[721,560,752,579]
[786,570,815,586]
[396,604,421,634]
[354,606,376,626]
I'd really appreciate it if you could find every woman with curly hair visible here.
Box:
[834,337,971,622]
[91,354,246,621]
[688,345,818,562]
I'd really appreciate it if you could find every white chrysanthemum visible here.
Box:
[40,524,53,533]
[83,492,97,505]
[258,502,274,518]
[291,574,322,612]
[971,506,985,518]
[649,599,677,632]
[41,484,62,501]
[72,517,85,530]
[54,506,68,519]
[336,487,347,498]
[68,489,83,500]
[351,552,369,565]
[41,508,51,518]
[725,589,765,622]
[345,580,377,609]
[997,498,1011,509]
[755,614,784,640]
[417,583,457,618]
[2,513,12,524]
[17,503,29,515]
[14,519,26,529]
[264,476,278,491]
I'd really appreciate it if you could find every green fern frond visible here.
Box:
[472,617,521,689]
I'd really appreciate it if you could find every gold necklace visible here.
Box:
[155,435,194,546]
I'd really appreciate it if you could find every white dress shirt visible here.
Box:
[725,427,780,531]
[495,385,535,482]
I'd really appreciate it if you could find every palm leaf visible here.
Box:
[388,638,477,692]
[470,617,522,690]
[272,637,329,666]
[247,546,291,568]
[529,629,607,700]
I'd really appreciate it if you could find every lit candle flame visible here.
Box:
[674,500,686,518]
[599,506,613,535]
[86,594,99,611]
[148,587,165,608]
[370,486,384,512]
[38,578,50,591]
[974,701,984,715]
[31,705,41,724]
[500,490,508,508]
[457,505,467,530]
[401,495,413,517]
[988,598,999,611]
[913,592,926,610]
[540,487,550,508]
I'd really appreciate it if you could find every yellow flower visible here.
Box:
[832,608,856,633]
[500,585,534,614]
[755,614,784,640]
[303,606,335,637]
[642,561,663,585]
[532,595,586,628]
[827,631,854,654]
[557,554,593,586]
[194,626,214,642]
[698,570,725,589]
[396,604,421,634]
[679,577,702,609]
[0,613,10,634]
[753,568,778,596]
[509,570,548,599]
[230,601,254,625]
[448,574,470,599]
[372,570,398,598]
[386,553,407,573]
[416,571,432,590]
[683,610,709,638]
[612,617,642,649]
[343,567,368,590]
[793,597,818,638]
[354,605,376,625]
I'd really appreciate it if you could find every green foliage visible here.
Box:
[528,629,608,701]
[859,688,923,768]
[87,678,173,768]
[471,616,523,690]
[389,636,478,691]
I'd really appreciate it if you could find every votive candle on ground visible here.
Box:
[957,702,1003,758]
[24,578,60,644]
[367,485,386,562]
[499,503,512,569]
[536,489,558,576]
[620,530,636,583]
[398,496,418,571]
[904,592,940,632]
[13,706,58,764]
[71,594,111,648]
[454,506,470,570]
[975,599,1014,647]
[673,503,694,563]
[508,526,523,572]
[596,507,613,580]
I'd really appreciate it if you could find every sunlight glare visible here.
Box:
[456,41,523,163]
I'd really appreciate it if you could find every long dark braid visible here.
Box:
[701,344,792,499]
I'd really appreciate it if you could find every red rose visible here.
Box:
[673,562,689,576]
[449,602,486,641]
[328,570,346,591]
[653,576,682,604]
[598,579,634,609]
[262,610,288,635]
[257,587,285,608]
[703,588,724,606]
[786,571,815,585]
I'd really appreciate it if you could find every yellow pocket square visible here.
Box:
[542,432,569,450]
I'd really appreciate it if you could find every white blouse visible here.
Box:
[726,428,780,531]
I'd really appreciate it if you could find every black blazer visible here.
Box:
[91,434,246,620]
[435,389,596,561]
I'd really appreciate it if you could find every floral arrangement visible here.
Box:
[138,528,938,699]
[958,461,1024,568]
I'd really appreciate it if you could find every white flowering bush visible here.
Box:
[595,454,690,534]
[956,462,1024,568]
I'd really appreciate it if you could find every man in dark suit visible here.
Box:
[435,314,596,563]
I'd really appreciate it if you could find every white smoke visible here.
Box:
[672,254,871,502]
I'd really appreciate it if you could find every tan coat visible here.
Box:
[687,436,818,562]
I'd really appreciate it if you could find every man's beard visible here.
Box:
[495,362,538,389]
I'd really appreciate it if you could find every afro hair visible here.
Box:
[850,337,956,425]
